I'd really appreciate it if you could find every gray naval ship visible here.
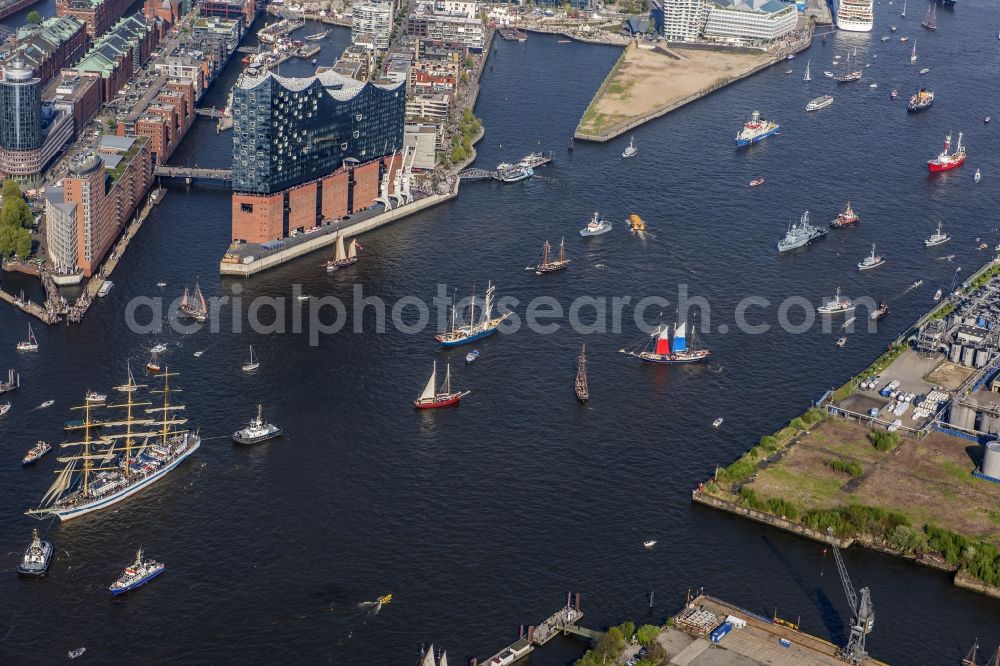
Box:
[777,210,827,252]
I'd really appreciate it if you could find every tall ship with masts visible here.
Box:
[326,234,360,272]
[179,278,208,322]
[621,320,710,364]
[435,282,512,347]
[26,367,200,522]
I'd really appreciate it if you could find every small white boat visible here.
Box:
[156,282,166,287]
[0,402,11,416]
[836,337,847,348]
[242,345,259,372]
[296,295,310,301]
[842,317,856,329]
[465,350,480,364]
[97,280,113,297]
[974,169,982,183]
[919,67,930,75]
[823,71,834,78]
[68,648,86,660]
[712,417,723,428]
[85,390,107,403]
[643,540,657,549]
[150,343,168,354]
[986,117,992,124]
[913,279,924,288]
[38,400,54,409]
[193,350,205,358]
[869,82,878,89]
[16,324,38,351]
[933,288,942,301]
[621,136,638,159]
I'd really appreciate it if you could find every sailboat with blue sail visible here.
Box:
[621,320,711,364]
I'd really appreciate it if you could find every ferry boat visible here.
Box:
[575,343,589,402]
[806,95,834,112]
[16,324,38,351]
[925,221,951,247]
[833,0,874,32]
[621,136,638,158]
[735,111,779,146]
[179,278,208,322]
[921,2,936,30]
[831,201,860,228]
[303,30,329,40]
[25,368,201,522]
[109,547,165,595]
[908,88,933,112]
[818,287,855,315]
[927,132,966,172]
[242,345,259,372]
[857,243,885,271]
[777,211,827,252]
[465,350,480,364]
[580,210,611,236]
[97,281,113,297]
[531,238,569,275]
[326,234,360,272]
[497,163,533,183]
[17,529,52,576]
[22,440,52,466]
[749,177,765,188]
[622,320,710,364]
[414,361,469,409]
[435,282,512,347]
[232,405,282,445]
[871,299,889,320]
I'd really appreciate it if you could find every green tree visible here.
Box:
[26,10,42,23]
[14,228,31,258]
[618,621,635,640]
[635,624,659,646]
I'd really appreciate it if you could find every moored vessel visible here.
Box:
[16,324,38,351]
[303,30,329,40]
[579,211,612,236]
[97,280,113,297]
[497,163,533,183]
[575,343,589,402]
[17,529,52,576]
[109,547,164,595]
[777,211,827,252]
[830,201,860,228]
[232,405,282,444]
[818,287,855,314]
[928,132,966,172]
[806,95,834,112]
[925,221,951,247]
[857,243,885,271]
[735,110,779,147]
[621,320,710,364]
[414,361,469,409]
[22,440,52,466]
[435,282,512,347]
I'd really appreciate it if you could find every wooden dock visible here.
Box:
[474,594,584,666]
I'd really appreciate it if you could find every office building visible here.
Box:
[0,60,42,150]
[230,69,405,243]
[703,0,797,41]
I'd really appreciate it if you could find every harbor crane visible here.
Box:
[828,529,874,664]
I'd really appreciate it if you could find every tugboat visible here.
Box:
[414,361,469,409]
[531,238,570,275]
[579,211,612,236]
[326,234,360,272]
[927,132,966,172]
[818,287,855,314]
[621,320,710,364]
[16,324,38,351]
[17,529,53,576]
[735,110,779,147]
[575,343,589,402]
[777,211,827,252]
[857,243,886,271]
[806,95,834,112]
[435,282,512,347]
[109,548,165,595]
[830,201,860,228]
[232,405,282,445]
[179,278,208,322]
[925,221,951,247]
[621,136,638,158]
[22,440,52,466]
[908,88,934,112]
[871,298,889,320]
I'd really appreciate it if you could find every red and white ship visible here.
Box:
[622,321,710,364]
[414,361,469,409]
[928,132,966,172]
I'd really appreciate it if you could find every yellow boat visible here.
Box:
[378,594,392,605]
[628,214,646,232]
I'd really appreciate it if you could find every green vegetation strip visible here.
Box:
[0,180,34,259]
[575,622,664,666]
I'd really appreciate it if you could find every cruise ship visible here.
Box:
[833,0,874,32]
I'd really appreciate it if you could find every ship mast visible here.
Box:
[107,365,151,477]
[147,368,188,449]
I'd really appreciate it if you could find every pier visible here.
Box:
[474,593,584,666]
[458,152,554,181]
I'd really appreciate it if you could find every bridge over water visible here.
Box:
[155,166,233,182]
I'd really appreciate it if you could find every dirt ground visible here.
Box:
[577,45,771,137]
[749,418,1000,543]
[925,360,976,390]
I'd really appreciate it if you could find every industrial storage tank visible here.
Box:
[950,343,962,363]
[962,346,976,366]
[976,349,990,368]
[983,442,1000,480]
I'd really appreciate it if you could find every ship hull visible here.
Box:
[414,393,463,409]
[42,438,201,522]
[17,543,52,576]
[436,325,500,348]
[734,126,780,147]
[579,225,612,237]
[908,103,933,113]
[110,567,165,595]
[232,428,282,445]
[928,157,965,172]
[637,350,711,364]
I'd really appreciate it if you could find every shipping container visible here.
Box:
[710,622,732,643]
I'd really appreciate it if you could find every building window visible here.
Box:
[241,203,254,213]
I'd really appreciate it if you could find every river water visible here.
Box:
[2,3,1000,664]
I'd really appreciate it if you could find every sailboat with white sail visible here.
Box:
[179,278,208,322]
[621,320,710,364]
[242,345,259,372]
[435,282,513,347]
[325,234,361,272]
[16,324,38,351]
[803,59,811,82]
[25,366,200,522]
[414,361,469,409]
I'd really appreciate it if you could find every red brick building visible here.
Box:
[56,0,138,37]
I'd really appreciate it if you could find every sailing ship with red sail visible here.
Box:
[622,320,710,364]
[928,132,966,172]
